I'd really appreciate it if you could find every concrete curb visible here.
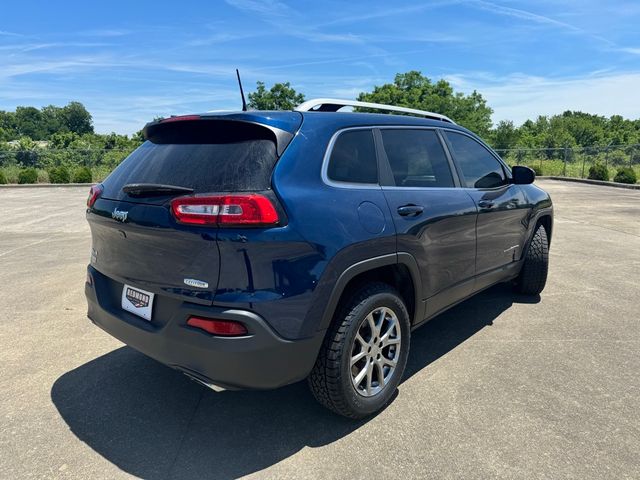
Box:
[538,176,640,190]
[0,183,94,189]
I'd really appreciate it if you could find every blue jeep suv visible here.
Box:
[85,99,552,418]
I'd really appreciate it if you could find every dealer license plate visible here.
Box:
[121,284,154,321]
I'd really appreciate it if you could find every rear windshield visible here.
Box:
[102,120,278,199]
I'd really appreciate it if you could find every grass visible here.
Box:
[503,155,640,183]
[0,165,26,184]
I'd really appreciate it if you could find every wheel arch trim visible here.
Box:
[318,252,423,331]
[522,207,553,260]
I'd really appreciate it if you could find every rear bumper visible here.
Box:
[85,266,324,390]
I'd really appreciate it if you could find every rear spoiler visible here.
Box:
[143,113,300,157]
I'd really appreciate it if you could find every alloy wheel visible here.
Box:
[350,306,402,397]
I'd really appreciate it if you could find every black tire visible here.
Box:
[308,282,411,418]
[516,224,549,295]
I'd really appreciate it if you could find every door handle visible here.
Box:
[478,200,495,209]
[397,205,424,217]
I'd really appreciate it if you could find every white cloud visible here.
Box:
[463,0,616,47]
[0,42,113,53]
[447,71,640,124]
[318,1,461,27]
[223,0,289,18]
[81,88,241,134]
[76,29,130,37]
[224,0,367,44]
[465,0,581,32]
[185,32,263,47]
[0,57,126,79]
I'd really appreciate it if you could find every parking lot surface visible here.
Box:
[0,180,639,479]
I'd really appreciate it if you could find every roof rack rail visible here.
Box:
[294,98,455,124]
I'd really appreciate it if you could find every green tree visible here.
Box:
[41,105,64,136]
[14,107,46,140]
[0,102,94,141]
[603,115,639,145]
[60,101,94,135]
[357,71,494,137]
[49,131,80,149]
[558,111,604,147]
[132,129,146,143]
[496,111,640,152]
[0,110,17,139]
[248,81,306,110]
[490,120,520,150]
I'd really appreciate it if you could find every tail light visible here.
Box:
[171,194,279,226]
[87,184,103,208]
[186,316,248,336]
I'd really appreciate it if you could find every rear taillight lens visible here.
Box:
[186,316,248,336]
[87,184,103,208]
[171,194,279,226]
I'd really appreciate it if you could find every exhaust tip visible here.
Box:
[174,366,226,392]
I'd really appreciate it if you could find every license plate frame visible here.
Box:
[121,284,154,321]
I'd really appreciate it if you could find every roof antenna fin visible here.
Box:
[236,69,248,111]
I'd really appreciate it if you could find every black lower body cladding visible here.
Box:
[85,266,324,390]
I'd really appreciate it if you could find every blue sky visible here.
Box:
[1,0,639,134]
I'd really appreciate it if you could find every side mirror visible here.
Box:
[512,165,535,185]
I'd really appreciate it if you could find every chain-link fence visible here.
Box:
[495,144,640,181]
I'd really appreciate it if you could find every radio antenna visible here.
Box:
[236,69,248,111]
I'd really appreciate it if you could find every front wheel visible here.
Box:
[308,283,411,418]
[515,224,549,295]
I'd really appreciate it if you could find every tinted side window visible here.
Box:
[327,130,377,184]
[380,129,454,188]
[445,131,507,188]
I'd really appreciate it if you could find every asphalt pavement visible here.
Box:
[0,180,638,479]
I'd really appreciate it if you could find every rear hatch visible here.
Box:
[87,113,302,305]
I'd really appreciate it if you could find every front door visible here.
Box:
[442,130,530,277]
[376,128,478,319]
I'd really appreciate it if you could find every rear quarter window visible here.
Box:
[326,129,378,184]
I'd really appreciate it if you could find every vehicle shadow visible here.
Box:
[51,284,537,480]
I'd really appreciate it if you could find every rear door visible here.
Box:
[377,128,478,318]
[88,117,295,305]
[442,130,529,279]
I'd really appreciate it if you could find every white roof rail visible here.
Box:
[294,98,455,124]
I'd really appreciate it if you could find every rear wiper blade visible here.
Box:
[122,183,194,196]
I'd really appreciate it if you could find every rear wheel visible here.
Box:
[516,224,549,295]
[308,283,410,418]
